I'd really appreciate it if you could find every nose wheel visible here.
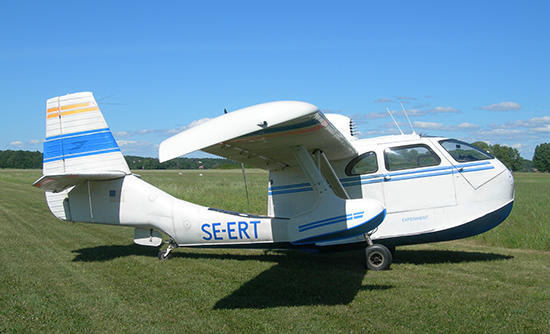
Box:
[363,243,392,270]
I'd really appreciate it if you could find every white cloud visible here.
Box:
[117,140,159,156]
[406,109,428,116]
[479,128,522,136]
[529,116,550,124]
[511,143,525,149]
[135,129,154,135]
[495,115,550,129]
[321,108,343,114]
[395,96,417,101]
[114,131,132,137]
[533,125,550,132]
[429,106,460,114]
[373,96,418,104]
[186,118,211,128]
[457,122,480,129]
[413,103,431,109]
[117,140,140,147]
[413,121,444,130]
[5,139,42,150]
[8,141,24,148]
[480,102,522,111]
[364,111,389,119]
[112,117,213,141]
[399,106,459,117]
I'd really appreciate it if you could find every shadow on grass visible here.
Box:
[72,244,159,262]
[70,244,512,309]
[393,249,513,265]
[208,250,389,309]
[72,245,388,308]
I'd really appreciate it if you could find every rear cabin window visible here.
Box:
[345,151,378,176]
[439,139,494,163]
[384,144,441,171]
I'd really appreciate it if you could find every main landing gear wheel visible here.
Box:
[363,244,392,270]
[157,250,172,261]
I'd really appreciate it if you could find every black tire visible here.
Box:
[158,250,172,261]
[363,244,392,270]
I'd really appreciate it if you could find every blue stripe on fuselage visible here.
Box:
[269,161,495,196]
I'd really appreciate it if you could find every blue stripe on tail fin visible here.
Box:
[43,128,120,163]
[43,92,130,175]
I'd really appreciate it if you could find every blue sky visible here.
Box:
[1,1,548,160]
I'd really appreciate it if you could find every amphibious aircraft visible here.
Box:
[34,92,515,270]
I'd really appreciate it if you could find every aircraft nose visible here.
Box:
[508,169,515,200]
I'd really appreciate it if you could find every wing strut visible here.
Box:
[291,146,349,199]
[287,145,386,245]
[291,145,329,195]
[314,149,350,199]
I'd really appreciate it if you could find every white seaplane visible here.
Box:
[34,92,515,270]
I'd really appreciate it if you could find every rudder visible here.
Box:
[43,92,130,175]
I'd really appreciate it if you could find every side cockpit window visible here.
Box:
[385,144,441,171]
[345,152,378,176]
[439,140,493,163]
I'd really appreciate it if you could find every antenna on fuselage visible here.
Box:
[386,107,404,135]
[400,103,416,135]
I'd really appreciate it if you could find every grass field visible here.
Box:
[1,169,549,333]
[473,173,550,251]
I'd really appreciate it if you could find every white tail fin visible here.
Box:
[43,92,130,175]
[36,92,130,221]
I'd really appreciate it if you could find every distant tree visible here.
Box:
[0,150,42,169]
[470,141,523,172]
[490,144,523,172]
[533,143,550,172]
[123,155,235,170]
[471,141,491,153]
[218,162,241,169]
[518,159,535,173]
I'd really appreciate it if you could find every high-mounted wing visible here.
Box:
[159,101,357,170]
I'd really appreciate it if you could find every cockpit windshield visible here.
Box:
[439,139,493,163]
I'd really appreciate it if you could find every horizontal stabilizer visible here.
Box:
[134,228,163,247]
[33,172,127,193]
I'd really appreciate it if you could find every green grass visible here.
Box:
[473,173,550,250]
[1,169,549,333]
[136,169,269,215]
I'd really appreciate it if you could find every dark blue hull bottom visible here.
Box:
[375,200,514,248]
[184,200,513,253]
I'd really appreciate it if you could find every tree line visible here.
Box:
[0,150,42,169]
[470,141,550,173]
[124,155,241,170]
[1,142,550,172]
[0,150,241,170]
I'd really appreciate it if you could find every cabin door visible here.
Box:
[381,144,457,214]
